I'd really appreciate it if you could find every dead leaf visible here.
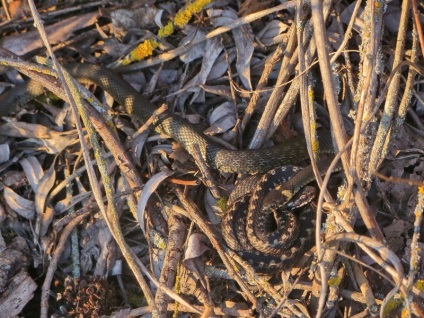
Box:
[179,26,207,63]
[38,205,54,238]
[185,38,223,103]
[0,122,60,139]
[7,0,30,19]
[3,186,35,220]
[0,144,10,164]
[210,9,254,90]
[383,219,408,254]
[201,85,232,100]
[239,0,273,16]
[137,168,174,234]
[204,102,237,135]
[204,190,221,225]
[34,159,56,216]
[183,233,210,275]
[0,204,6,224]
[0,122,77,154]
[383,3,401,33]
[35,158,57,237]
[206,48,236,81]
[1,12,99,56]
[110,7,159,31]
[132,130,150,166]
[94,223,116,277]
[257,20,289,46]
[340,2,364,33]
[19,156,43,192]
[54,192,92,215]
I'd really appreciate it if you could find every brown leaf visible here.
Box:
[257,20,290,46]
[137,168,174,234]
[1,12,99,56]
[210,9,254,89]
[183,233,209,275]
[3,186,35,220]
[0,122,77,154]
[19,156,43,192]
[204,102,237,135]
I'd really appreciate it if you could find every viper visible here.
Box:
[0,63,337,272]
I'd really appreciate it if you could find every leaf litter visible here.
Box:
[0,1,423,317]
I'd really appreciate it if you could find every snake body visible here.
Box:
[223,160,333,272]
[0,63,336,272]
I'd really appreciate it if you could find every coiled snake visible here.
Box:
[0,63,336,272]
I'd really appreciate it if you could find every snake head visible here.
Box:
[262,189,293,211]
[285,185,317,210]
[263,186,317,212]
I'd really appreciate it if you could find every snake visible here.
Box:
[0,63,336,272]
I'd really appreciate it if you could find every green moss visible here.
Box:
[383,297,403,316]
[327,276,342,287]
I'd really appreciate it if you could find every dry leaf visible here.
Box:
[257,20,289,46]
[0,144,10,164]
[34,159,56,216]
[183,37,224,103]
[204,102,237,135]
[209,8,254,90]
[94,224,115,276]
[38,205,54,238]
[0,122,77,154]
[110,7,159,31]
[132,130,150,166]
[183,233,209,275]
[340,2,364,32]
[3,186,35,220]
[137,168,174,234]
[383,219,408,254]
[54,192,92,215]
[204,190,221,225]
[1,12,99,56]
[179,26,207,63]
[19,156,43,192]
[206,48,236,81]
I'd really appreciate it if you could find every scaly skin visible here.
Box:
[0,63,337,271]
[0,63,335,173]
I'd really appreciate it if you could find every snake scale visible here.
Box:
[0,63,336,272]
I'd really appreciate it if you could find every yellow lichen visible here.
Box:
[174,0,212,28]
[383,297,403,316]
[311,137,319,155]
[152,231,167,250]
[174,9,193,28]
[120,0,211,64]
[158,21,174,38]
[327,276,341,287]
[122,39,160,64]
[188,0,212,13]
[217,197,227,212]
[415,279,424,291]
